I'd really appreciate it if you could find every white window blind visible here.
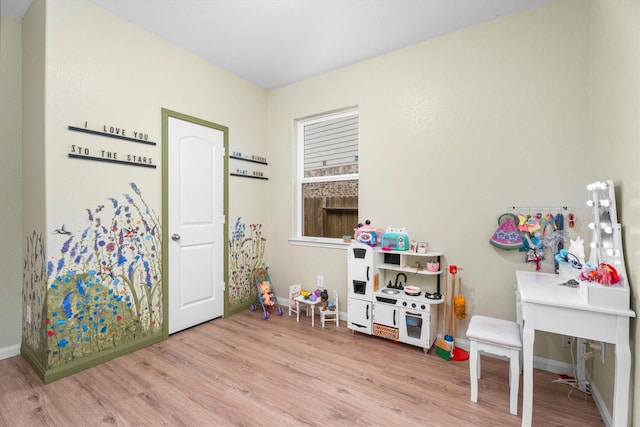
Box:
[303,113,358,177]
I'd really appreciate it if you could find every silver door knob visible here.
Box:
[171,233,181,241]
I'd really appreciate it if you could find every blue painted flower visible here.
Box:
[130,182,141,195]
[76,278,85,295]
[62,291,73,318]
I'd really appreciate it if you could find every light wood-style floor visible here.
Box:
[0,310,604,426]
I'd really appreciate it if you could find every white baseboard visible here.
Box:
[441,337,574,374]
[588,381,612,427]
[0,344,20,360]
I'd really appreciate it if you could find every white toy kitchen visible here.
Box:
[347,239,444,352]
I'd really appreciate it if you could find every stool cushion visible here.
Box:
[466,315,522,349]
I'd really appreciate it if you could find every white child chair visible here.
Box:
[319,290,339,328]
[288,284,302,317]
[466,315,522,416]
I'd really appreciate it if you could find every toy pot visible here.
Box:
[426,262,440,272]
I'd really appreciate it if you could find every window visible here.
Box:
[296,109,359,241]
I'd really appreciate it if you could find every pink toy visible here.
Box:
[354,219,383,247]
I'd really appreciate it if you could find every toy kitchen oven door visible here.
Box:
[399,303,435,348]
[347,242,379,300]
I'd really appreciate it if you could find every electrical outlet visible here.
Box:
[598,341,605,364]
[588,341,606,364]
[317,275,324,287]
[562,335,574,347]
[26,306,31,324]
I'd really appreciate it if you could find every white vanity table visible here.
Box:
[516,270,635,427]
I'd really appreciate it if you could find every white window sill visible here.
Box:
[288,237,351,249]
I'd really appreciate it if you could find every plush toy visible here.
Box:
[259,281,274,307]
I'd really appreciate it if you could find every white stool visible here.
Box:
[466,315,522,416]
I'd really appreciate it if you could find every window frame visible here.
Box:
[291,108,359,248]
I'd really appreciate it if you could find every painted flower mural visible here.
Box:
[228,217,266,305]
[42,182,161,369]
[22,231,47,357]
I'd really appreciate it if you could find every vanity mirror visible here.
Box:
[580,180,630,309]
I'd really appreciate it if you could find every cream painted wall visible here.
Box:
[44,0,268,243]
[588,0,639,421]
[267,0,590,363]
[20,0,48,363]
[0,14,23,353]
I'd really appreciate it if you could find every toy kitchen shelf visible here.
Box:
[376,249,444,294]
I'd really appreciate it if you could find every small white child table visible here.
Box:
[293,295,322,327]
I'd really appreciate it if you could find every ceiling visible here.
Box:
[2,0,550,89]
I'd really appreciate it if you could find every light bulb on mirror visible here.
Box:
[588,222,595,229]
[587,200,595,207]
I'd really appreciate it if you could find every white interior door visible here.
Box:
[168,116,224,334]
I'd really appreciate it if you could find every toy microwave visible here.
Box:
[380,227,410,251]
